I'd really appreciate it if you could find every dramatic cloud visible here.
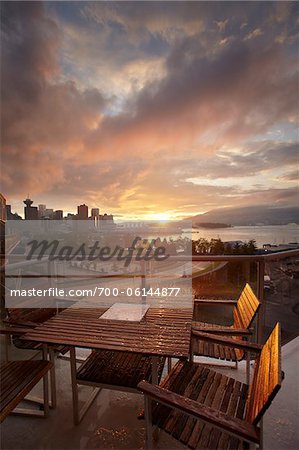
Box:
[1,2,105,195]
[1,1,298,218]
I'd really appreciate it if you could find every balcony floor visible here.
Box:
[1,337,298,450]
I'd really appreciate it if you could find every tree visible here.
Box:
[210,238,224,254]
[247,239,257,254]
[197,238,210,254]
[233,241,241,254]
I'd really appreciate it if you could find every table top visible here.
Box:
[22,307,193,358]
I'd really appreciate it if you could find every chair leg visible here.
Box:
[4,334,10,361]
[246,352,251,385]
[144,396,153,449]
[259,418,263,450]
[167,357,172,373]
[49,347,57,408]
[151,356,158,385]
[190,340,194,363]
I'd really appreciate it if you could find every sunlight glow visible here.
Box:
[151,212,171,222]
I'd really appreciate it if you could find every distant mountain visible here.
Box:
[187,206,299,226]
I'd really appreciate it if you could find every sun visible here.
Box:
[152,212,171,222]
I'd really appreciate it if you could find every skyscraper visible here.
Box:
[77,204,88,219]
[38,204,46,218]
[23,197,38,220]
[91,208,99,218]
[54,210,63,220]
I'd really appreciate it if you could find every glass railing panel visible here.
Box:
[263,255,299,344]
[192,259,259,327]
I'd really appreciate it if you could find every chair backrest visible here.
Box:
[246,323,282,425]
[8,307,56,324]
[233,283,260,330]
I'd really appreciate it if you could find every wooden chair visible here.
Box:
[138,323,282,450]
[73,349,166,424]
[0,325,57,409]
[4,307,69,355]
[0,359,53,422]
[191,283,260,378]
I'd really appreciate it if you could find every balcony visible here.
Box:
[1,250,299,450]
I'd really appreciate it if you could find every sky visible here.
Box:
[1,1,299,220]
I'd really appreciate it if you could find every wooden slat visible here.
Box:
[206,374,229,449]
[76,349,165,389]
[217,380,243,450]
[192,324,252,336]
[192,331,262,353]
[163,364,201,435]
[174,366,207,442]
[193,371,223,448]
[246,323,282,425]
[155,361,192,430]
[194,299,237,305]
[0,326,34,336]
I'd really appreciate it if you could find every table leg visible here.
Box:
[70,347,80,425]
[69,347,101,425]
[42,345,50,417]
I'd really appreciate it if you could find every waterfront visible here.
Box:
[189,224,299,248]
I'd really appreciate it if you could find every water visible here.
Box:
[126,224,299,249]
[189,224,299,248]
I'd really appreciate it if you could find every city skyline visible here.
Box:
[5,196,114,221]
[1,2,298,220]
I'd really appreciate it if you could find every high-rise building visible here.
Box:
[38,204,46,218]
[0,194,6,222]
[44,209,54,218]
[91,208,100,218]
[23,197,38,220]
[98,213,114,229]
[100,213,114,222]
[77,204,88,219]
[6,205,22,220]
[5,204,11,219]
[0,194,5,319]
[54,210,63,220]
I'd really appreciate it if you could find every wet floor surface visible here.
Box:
[1,339,298,450]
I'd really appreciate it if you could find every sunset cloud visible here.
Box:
[1,1,298,218]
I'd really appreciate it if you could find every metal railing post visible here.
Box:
[257,260,265,344]
[141,260,147,303]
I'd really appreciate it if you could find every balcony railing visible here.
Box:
[2,248,299,345]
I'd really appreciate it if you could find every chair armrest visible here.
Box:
[192,331,262,353]
[137,381,260,444]
[192,325,253,336]
[0,326,32,336]
[194,299,237,305]
[3,318,37,328]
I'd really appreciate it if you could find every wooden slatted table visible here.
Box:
[22,307,192,424]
